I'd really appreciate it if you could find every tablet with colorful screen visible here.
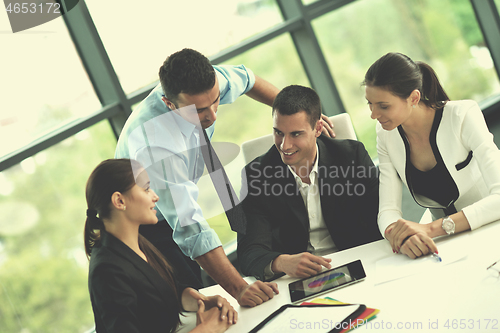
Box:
[289,260,366,303]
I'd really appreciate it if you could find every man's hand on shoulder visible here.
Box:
[320,114,336,138]
[272,253,332,278]
[237,280,279,308]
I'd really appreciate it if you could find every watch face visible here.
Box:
[443,220,453,231]
[443,217,455,234]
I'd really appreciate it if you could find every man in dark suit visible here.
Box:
[237,85,382,281]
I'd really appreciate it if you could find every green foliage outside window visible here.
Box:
[0,121,115,332]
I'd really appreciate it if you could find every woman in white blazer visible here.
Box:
[363,52,500,259]
[85,159,237,333]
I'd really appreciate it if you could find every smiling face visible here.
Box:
[163,75,220,129]
[122,169,159,225]
[273,110,322,174]
[365,85,418,131]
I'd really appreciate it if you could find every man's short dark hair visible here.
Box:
[272,85,322,129]
[159,48,215,104]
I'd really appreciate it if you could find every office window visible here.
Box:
[0,16,101,161]
[495,0,500,25]
[85,0,283,94]
[199,34,308,245]
[0,121,116,333]
[313,0,500,158]
[302,0,320,5]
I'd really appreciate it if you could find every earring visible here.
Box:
[123,206,126,211]
[413,105,416,109]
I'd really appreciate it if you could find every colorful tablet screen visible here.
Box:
[289,260,366,303]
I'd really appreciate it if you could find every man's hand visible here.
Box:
[320,114,335,138]
[196,247,276,307]
[385,219,437,258]
[236,281,279,308]
[272,252,332,278]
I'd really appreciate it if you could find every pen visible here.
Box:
[431,252,442,262]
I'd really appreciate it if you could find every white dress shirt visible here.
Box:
[265,145,337,279]
[288,145,337,256]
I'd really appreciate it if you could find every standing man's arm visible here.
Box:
[219,66,335,137]
[195,247,278,307]
[143,147,277,307]
[245,75,335,137]
[244,75,280,106]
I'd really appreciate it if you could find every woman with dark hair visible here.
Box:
[364,52,500,259]
[85,158,236,333]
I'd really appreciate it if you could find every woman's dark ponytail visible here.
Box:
[416,61,449,110]
[84,159,141,258]
[84,209,104,259]
[364,52,450,110]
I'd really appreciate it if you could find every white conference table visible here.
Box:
[179,221,500,332]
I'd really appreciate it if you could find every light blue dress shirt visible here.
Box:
[115,65,255,259]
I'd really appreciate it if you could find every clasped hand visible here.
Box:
[385,219,438,259]
[189,288,237,329]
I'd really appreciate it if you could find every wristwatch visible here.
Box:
[441,216,455,235]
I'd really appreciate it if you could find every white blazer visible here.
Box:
[377,100,500,235]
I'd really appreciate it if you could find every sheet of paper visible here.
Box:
[256,304,360,333]
[375,234,469,285]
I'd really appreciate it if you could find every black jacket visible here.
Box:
[88,231,185,333]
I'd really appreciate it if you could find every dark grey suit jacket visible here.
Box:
[88,231,185,333]
[238,136,382,281]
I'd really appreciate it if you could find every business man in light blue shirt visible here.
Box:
[115,49,281,307]
[116,65,256,258]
